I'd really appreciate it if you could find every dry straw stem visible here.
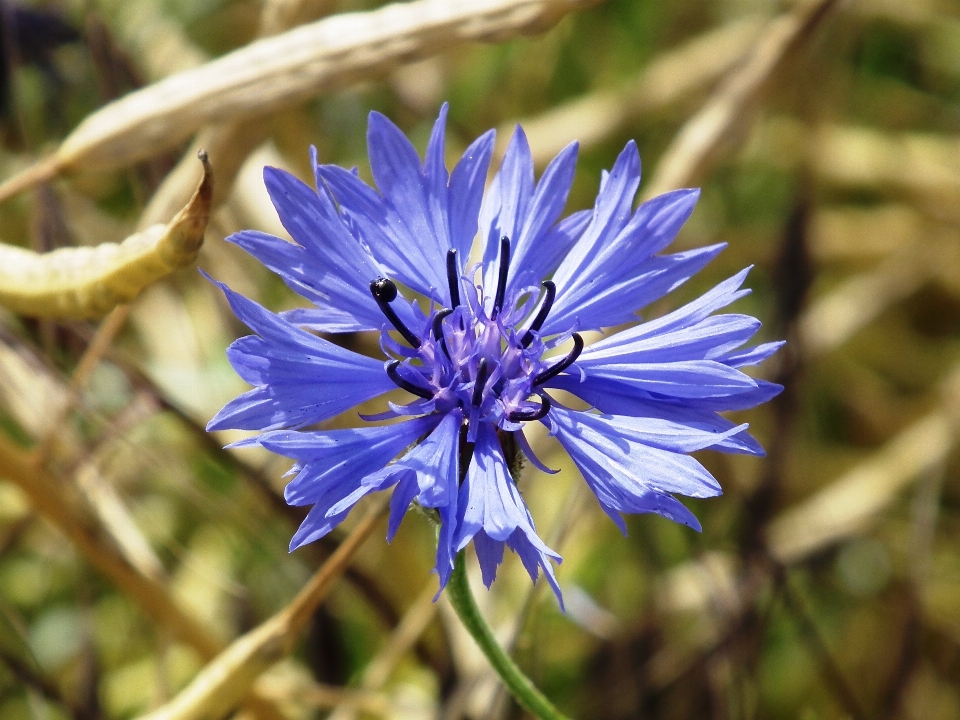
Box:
[134,496,389,720]
[327,582,439,720]
[755,119,960,209]
[641,0,842,200]
[0,0,602,203]
[0,435,223,660]
[507,15,767,167]
[766,364,960,564]
[0,434,289,720]
[138,0,340,229]
[797,237,942,359]
[0,154,212,319]
[74,455,168,583]
[813,124,960,201]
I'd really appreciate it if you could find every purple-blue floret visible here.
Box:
[207,103,783,605]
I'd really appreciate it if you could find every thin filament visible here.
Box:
[492,236,510,318]
[508,393,552,422]
[472,358,490,407]
[446,249,461,308]
[370,278,421,348]
[520,281,556,348]
[533,333,584,386]
[386,360,433,399]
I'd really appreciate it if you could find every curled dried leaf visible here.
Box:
[0,153,212,319]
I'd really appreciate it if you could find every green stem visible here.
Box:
[446,551,572,720]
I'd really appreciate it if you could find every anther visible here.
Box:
[370,278,421,348]
[446,250,461,308]
[492,236,511,318]
[386,361,433,399]
[533,333,584,386]
[472,358,489,408]
[520,281,556,348]
[432,308,453,359]
[508,393,552,422]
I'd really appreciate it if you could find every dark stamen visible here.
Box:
[492,236,511,318]
[458,424,475,482]
[533,333,584,386]
[520,281,556,348]
[370,278,421,348]
[386,360,433,399]
[433,308,453,359]
[446,249,461,308]
[472,358,489,407]
[508,393,552,422]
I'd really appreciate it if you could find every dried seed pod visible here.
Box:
[0,0,600,203]
[0,152,212,319]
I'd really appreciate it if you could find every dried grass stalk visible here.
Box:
[511,15,767,167]
[0,435,223,659]
[134,497,388,720]
[767,409,955,564]
[767,356,960,564]
[0,154,212,319]
[642,0,841,199]
[138,0,340,230]
[0,0,601,202]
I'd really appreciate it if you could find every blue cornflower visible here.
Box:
[207,104,782,602]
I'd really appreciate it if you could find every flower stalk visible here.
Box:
[446,551,572,720]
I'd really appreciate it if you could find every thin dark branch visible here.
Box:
[0,649,99,720]
[774,565,869,720]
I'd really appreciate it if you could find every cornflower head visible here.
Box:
[207,104,782,604]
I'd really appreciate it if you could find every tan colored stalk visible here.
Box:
[0,0,602,204]
[134,497,389,720]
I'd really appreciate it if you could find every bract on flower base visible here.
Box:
[207,103,782,604]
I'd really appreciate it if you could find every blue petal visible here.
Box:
[548,406,724,533]
[229,230,383,333]
[574,358,758,398]
[507,530,563,608]
[677,379,784,411]
[543,243,724,335]
[205,281,394,431]
[454,423,561,600]
[593,268,753,344]
[448,128,496,262]
[314,163,439,298]
[251,167,400,331]
[388,474,420,542]
[290,502,352,550]
[259,416,440,506]
[367,111,449,294]
[582,314,762,365]
[338,410,463,587]
[549,141,642,289]
[548,374,765,456]
[283,423,439,552]
[721,341,785,368]
[526,208,592,286]
[473,531,505,588]
[480,126,536,293]
[507,141,580,292]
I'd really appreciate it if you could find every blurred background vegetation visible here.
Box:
[0,0,959,718]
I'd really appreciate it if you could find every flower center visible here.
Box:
[368,237,582,429]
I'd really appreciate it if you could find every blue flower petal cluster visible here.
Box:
[208,104,782,602]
